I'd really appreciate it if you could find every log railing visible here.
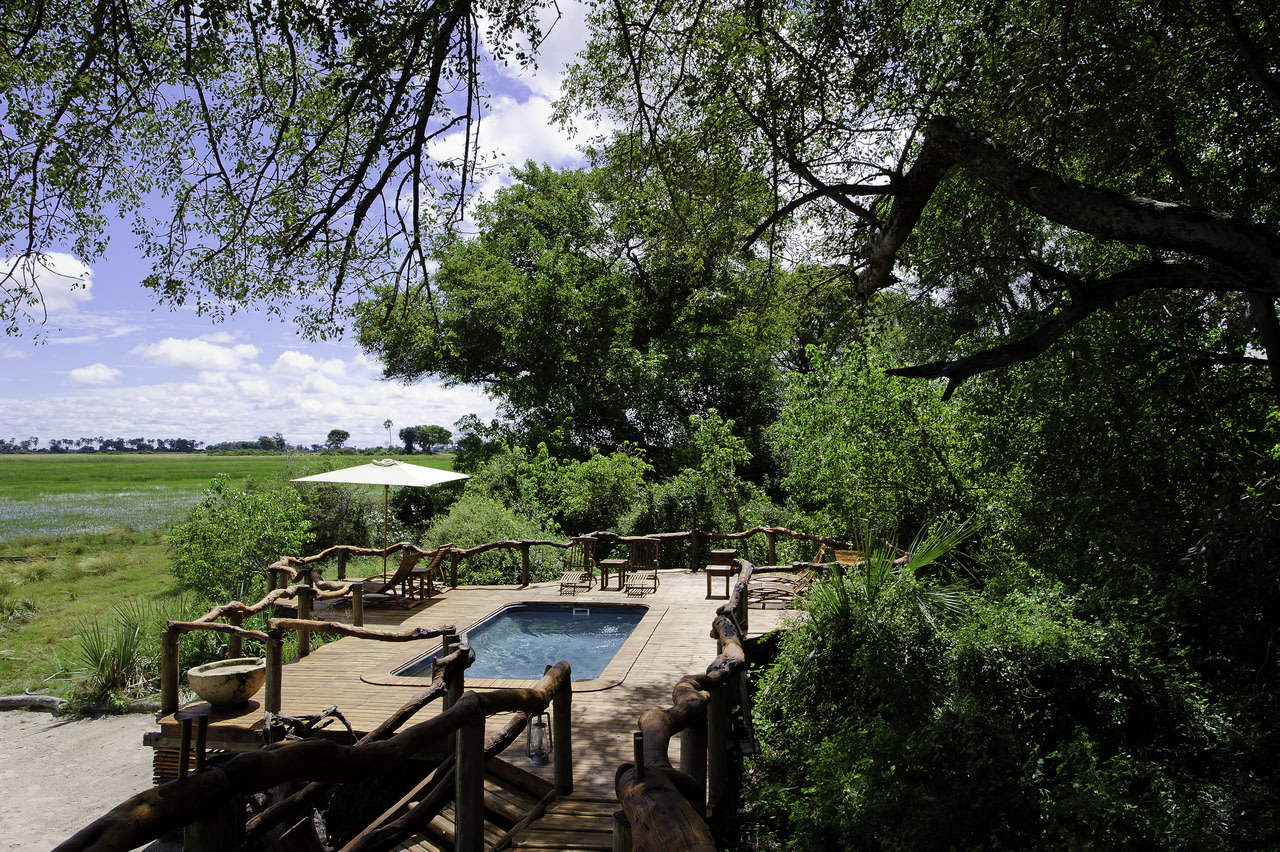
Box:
[57,655,576,852]
[264,527,862,596]
[614,558,757,852]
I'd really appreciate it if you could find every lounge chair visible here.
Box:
[558,538,596,596]
[624,538,660,597]
[358,545,449,603]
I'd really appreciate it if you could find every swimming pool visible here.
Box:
[394,603,649,681]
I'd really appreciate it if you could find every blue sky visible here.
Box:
[0,5,598,450]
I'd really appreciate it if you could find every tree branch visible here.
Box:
[886,261,1254,398]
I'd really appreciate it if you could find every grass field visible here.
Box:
[0,452,458,698]
[0,452,455,540]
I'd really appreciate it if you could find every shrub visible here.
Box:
[421,493,561,584]
[62,595,221,713]
[168,475,311,603]
[751,575,1263,850]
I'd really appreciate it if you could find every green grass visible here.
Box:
[0,528,177,696]
[0,452,457,539]
[0,452,460,697]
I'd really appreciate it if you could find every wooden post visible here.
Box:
[227,610,243,659]
[161,628,180,716]
[444,633,462,750]
[178,716,192,779]
[633,731,645,781]
[766,530,777,566]
[351,581,364,627]
[267,569,277,593]
[690,529,701,573]
[708,681,730,826]
[337,548,348,580]
[681,721,708,812]
[553,674,573,795]
[456,717,485,852]
[184,797,246,852]
[450,552,461,588]
[265,639,283,714]
[612,810,632,852]
[521,543,530,587]
[736,585,749,634]
[296,585,314,658]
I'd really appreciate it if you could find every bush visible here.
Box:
[421,493,561,584]
[62,595,220,712]
[296,481,376,552]
[750,577,1265,850]
[168,475,311,603]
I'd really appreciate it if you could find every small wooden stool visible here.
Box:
[598,558,627,591]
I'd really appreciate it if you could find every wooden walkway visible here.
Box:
[153,569,793,798]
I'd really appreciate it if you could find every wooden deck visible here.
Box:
[153,569,794,797]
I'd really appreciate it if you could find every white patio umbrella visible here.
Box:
[292,458,469,556]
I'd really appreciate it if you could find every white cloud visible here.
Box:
[131,338,262,371]
[7,252,94,321]
[69,363,122,386]
[484,0,592,100]
[236,378,272,400]
[273,349,349,378]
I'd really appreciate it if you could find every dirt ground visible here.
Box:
[0,709,179,852]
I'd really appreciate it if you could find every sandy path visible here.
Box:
[0,710,178,852]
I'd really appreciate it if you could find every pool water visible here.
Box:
[395,603,648,681]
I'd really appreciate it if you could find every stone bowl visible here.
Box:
[187,657,267,707]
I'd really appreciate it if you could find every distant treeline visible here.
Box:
[0,436,206,453]
[0,433,453,455]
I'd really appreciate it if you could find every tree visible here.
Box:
[325,429,350,451]
[357,159,795,474]
[383,419,394,449]
[398,425,420,454]
[565,0,1280,405]
[419,425,452,448]
[1,0,555,337]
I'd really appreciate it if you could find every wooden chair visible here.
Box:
[559,538,596,596]
[747,568,816,609]
[624,538,660,597]
[407,545,453,599]
[833,549,865,573]
[359,545,448,603]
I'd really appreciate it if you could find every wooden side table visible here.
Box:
[598,558,628,592]
[706,564,735,599]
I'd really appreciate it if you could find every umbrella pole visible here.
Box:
[383,484,390,572]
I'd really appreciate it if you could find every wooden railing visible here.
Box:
[58,651,575,852]
[64,525,871,852]
[614,558,757,852]
[265,526,861,593]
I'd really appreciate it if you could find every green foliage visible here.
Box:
[296,482,376,553]
[465,440,652,535]
[357,160,791,476]
[772,343,1017,541]
[623,410,769,549]
[752,575,1268,850]
[168,475,311,603]
[419,494,560,585]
